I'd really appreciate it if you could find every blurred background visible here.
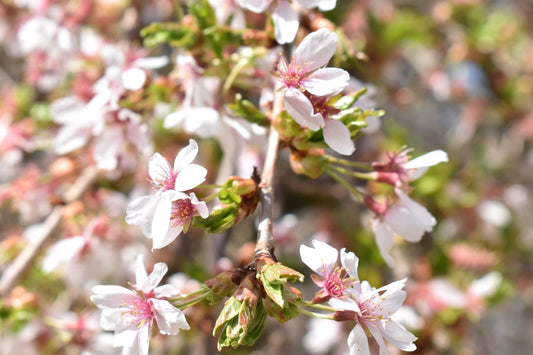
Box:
[1,0,533,354]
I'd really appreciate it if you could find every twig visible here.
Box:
[254,88,283,258]
[0,166,99,296]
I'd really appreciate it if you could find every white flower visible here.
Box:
[330,279,417,355]
[370,189,436,266]
[126,139,209,249]
[300,240,359,301]
[276,29,349,130]
[91,255,190,355]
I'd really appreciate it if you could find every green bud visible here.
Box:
[191,204,239,233]
[262,286,302,323]
[289,148,327,179]
[256,259,304,309]
[228,94,267,125]
[204,270,245,305]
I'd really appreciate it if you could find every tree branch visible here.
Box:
[0,166,99,296]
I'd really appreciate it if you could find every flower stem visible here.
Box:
[325,169,364,202]
[203,192,219,203]
[327,165,377,180]
[300,301,339,313]
[325,155,372,171]
[172,288,211,310]
[196,184,224,189]
[299,308,335,320]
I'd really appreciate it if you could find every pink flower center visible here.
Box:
[322,266,352,298]
[170,198,194,227]
[276,57,307,89]
[149,165,178,192]
[358,293,389,326]
[309,95,340,119]
[121,294,154,327]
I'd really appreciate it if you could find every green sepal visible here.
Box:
[191,204,238,233]
[262,286,302,323]
[256,262,304,308]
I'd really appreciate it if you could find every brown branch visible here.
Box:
[0,166,99,296]
[254,88,283,259]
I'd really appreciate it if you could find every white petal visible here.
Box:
[294,28,337,71]
[134,254,148,288]
[93,126,122,170]
[404,150,448,170]
[54,124,91,155]
[272,1,299,44]
[396,190,436,233]
[136,323,151,355]
[329,297,360,313]
[134,56,169,69]
[152,223,184,250]
[163,109,188,129]
[236,0,271,12]
[151,198,172,247]
[91,285,134,308]
[154,284,181,298]
[121,67,147,91]
[152,299,190,335]
[323,119,355,155]
[148,153,172,182]
[367,326,389,355]
[140,262,168,293]
[371,219,395,267]
[51,96,86,124]
[191,194,209,218]
[468,272,502,298]
[299,240,338,276]
[305,68,350,96]
[174,164,207,191]
[125,195,159,237]
[284,88,324,131]
[182,107,221,138]
[174,139,199,172]
[347,323,370,355]
[340,248,359,278]
[318,0,336,11]
[380,321,417,352]
[42,236,86,273]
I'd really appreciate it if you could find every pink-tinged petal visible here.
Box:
[191,193,209,218]
[151,198,172,247]
[371,219,395,267]
[323,119,355,156]
[54,124,91,155]
[284,88,324,131]
[154,284,181,298]
[121,67,147,91]
[380,321,417,352]
[367,326,389,355]
[340,248,359,279]
[42,236,86,273]
[395,189,436,235]
[329,297,360,313]
[299,240,338,276]
[174,164,207,191]
[152,299,191,335]
[125,195,159,237]
[237,0,271,13]
[174,139,199,172]
[91,285,134,308]
[148,153,172,182]
[404,150,448,170]
[140,262,168,293]
[305,68,350,96]
[272,1,299,44]
[294,28,337,71]
[152,224,184,250]
[51,96,85,124]
[134,254,148,288]
[347,323,370,355]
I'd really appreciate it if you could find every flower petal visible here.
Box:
[42,236,86,273]
[174,139,199,172]
[174,164,207,191]
[305,68,350,96]
[380,321,417,352]
[154,284,181,298]
[347,323,370,355]
[121,67,147,91]
[404,150,448,170]
[299,239,338,276]
[152,298,191,335]
[152,223,184,250]
[323,119,355,156]
[151,198,172,248]
[340,248,359,279]
[134,254,148,288]
[237,0,271,13]
[371,219,395,267]
[191,193,209,218]
[140,262,168,293]
[272,1,299,44]
[148,153,172,182]
[91,285,134,308]
[294,28,337,71]
[367,326,389,355]
[125,195,159,237]
[284,88,324,131]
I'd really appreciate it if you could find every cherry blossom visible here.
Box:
[276,29,349,131]
[300,240,359,302]
[126,139,209,249]
[91,255,190,355]
[330,279,417,355]
[366,189,436,266]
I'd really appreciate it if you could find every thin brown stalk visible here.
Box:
[0,166,99,296]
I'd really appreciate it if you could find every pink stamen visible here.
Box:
[149,163,178,192]
[170,198,194,228]
[120,294,154,327]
